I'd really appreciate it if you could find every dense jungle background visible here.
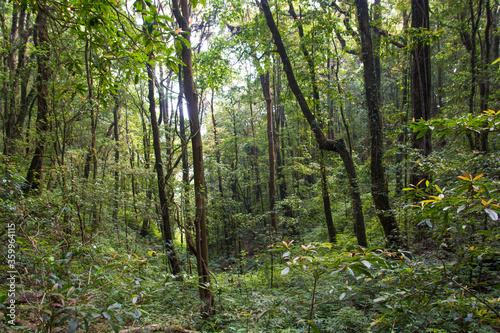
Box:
[1,0,500,331]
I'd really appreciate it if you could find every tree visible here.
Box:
[25,6,50,194]
[172,0,213,314]
[261,71,278,232]
[260,0,367,247]
[354,0,402,247]
[410,0,432,186]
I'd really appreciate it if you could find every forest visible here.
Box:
[1,0,500,331]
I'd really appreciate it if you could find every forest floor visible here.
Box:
[1,229,500,333]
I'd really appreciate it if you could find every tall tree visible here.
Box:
[260,0,367,247]
[261,71,278,232]
[354,0,402,247]
[25,7,50,194]
[172,0,213,314]
[146,58,181,276]
[288,1,336,243]
[410,0,432,186]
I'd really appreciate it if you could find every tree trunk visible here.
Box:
[248,85,264,213]
[354,0,402,248]
[4,6,31,155]
[146,59,181,276]
[273,60,288,204]
[25,9,50,194]
[113,89,120,224]
[172,0,213,314]
[139,96,152,237]
[395,10,410,196]
[479,0,492,152]
[462,0,483,150]
[320,151,337,243]
[261,72,278,233]
[410,0,432,186]
[3,4,19,156]
[260,0,367,247]
[289,2,339,242]
[211,88,223,196]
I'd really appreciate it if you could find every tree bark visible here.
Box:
[113,89,120,224]
[211,88,223,196]
[3,4,19,156]
[172,0,213,314]
[289,2,338,242]
[260,0,367,247]
[410,0,432,185]
[146,60,181,276]
[320,151,337,243]
[354,0,402,248]
[25,9,50,194]
[261,72,278,232]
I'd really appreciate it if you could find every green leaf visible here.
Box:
[134,309,141,320]
[457,205,466,214]
[69,317,78,333]
[109,319,119,333]
[107,302,122,311]
[309,321,321,333]
[485,208,498,221]
[134,74,139,85]
[157,15,173,22]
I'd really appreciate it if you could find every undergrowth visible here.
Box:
[1,169,500,332]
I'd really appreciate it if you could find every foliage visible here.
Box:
[2,0,500,331]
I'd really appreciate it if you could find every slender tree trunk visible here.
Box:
[479,0,492,152]
[178,66,190,201]
[320,151,336,243]
[462,0,483,150]
[332,41,353,154]
[273,60,288,203]
[410,0,432,186]
[396,10,410,196]
[146,59,181,276]
[230,107,239,200]
[248,86,264,213]
[113,89,120,224]
[260,0,367,247]
[173,0,213,314]
[84,36,98,181]
[289,3,339,242]
[211,88,223,196]
[354,0,402,248]
[261,72,278,232]
[139,97,152,237]
[4,7,31,155]
[3,4,19,156]
[25,9,50,194]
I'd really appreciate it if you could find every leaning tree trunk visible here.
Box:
[172,0,213,315]
[25,9,50,194]
[354,0,402,248]
[289,1,337,243]
[260,0,367,247]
